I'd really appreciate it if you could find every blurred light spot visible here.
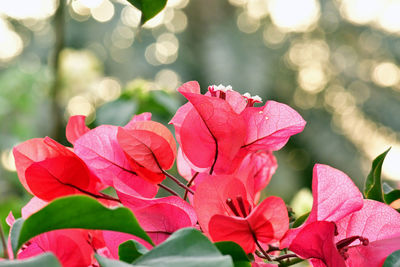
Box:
[71,0,91,18]
[155,69,181,91]
[237,12,260,33]
[1,149,16,172]
[229,0,248,7]
[332,45,357,72]
[67,95,94,116]
[372,62,400,87]
[288,40,330,67]
[378,2,400,33]
[383,146,400,182]
[348,81,370,104]
[339,0,381,24]
[87,42,107,61]
[263,24,286,46]
[357,59,373,82]
[91,0,114,22]
[0,19,23,62]
[60,49,99,79]
[121,5,141,27]
[298,65,327,93]
[0,0,57,20]
[358,31,381,53]
[293,88,317,109]
[165,10,188,33]
[163,8,175,24]
[290,188,313,217]
[145,43,161,66]
[268,0,320,32]
[338,0,400,34]
[143,10,165,29]
[155,33,179,64]
[97,77,121,102]
[247,0,269,20]
[111,25,134,49]
[167,0,189,9]
[79,0,103,8]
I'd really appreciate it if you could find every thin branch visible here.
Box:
[158,183,179,197]
[184,172,199,200]
[0,223,8,259]
[98,192,122,203]
[278,257,304,267]
[273,254,298,261]
[162,170,194,194]
[254,237,271,261]
[49,0,65,140]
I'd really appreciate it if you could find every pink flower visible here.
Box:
[72,113,158,198]
[282,164,400,267]
[170,81,305,175]
[194,174,288,253]
[13,137,101,201]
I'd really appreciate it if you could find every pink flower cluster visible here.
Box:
[4,81,400,266]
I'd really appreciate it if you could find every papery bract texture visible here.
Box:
[171,81,246,173]
[281,164,364,248]
[66,115,90,145]
[117,120,177,182]
[13,137,100,201]
[17,230,94,267]
[74,125,157,198]
[194,174,288,253]
[241,101,306,151]
[285,164,400,267]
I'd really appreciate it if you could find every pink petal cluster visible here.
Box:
[281,164,400,267]
[6,81,398,267]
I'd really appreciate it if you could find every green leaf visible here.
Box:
[215,241,251,267]
[383,250,400,267]
[119,240,149,263]
[0,253,61,267]
[12,195,153,255]
[10,218,24,259]
[364,148,391,202]
[383,183,400,204]
[133,228,233,267]
[292,212,310,228]
[95,254,135,267]
[127,0,168,25]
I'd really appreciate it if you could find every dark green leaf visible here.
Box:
[0,253,61,267]
[133,228,233,267]
[10,218,24,259]
[292,212,310,228]
[127,0,168,25]
[383,183,400,204]
[119,240,149,263]
[364,148,390,202]
[215,241,251,267]
[383,250,400,267]
[12,195,153,255]
[95,254,135,267]
[385,189,400,205]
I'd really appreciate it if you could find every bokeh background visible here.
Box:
[1,0,400,236]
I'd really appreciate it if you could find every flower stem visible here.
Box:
[98,193,122,203]
[0,223,9,259]
[184,172,199,200]
[162,170,194,195]
[278,257,303,267]
[273,253,298,261]
[254,238,271,261]
[158,183,180,197]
